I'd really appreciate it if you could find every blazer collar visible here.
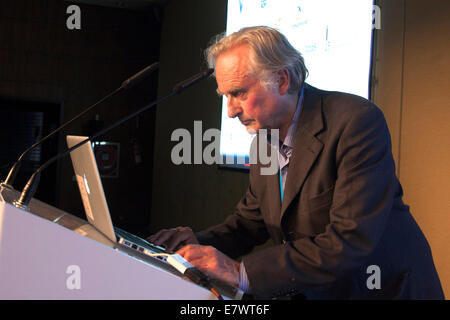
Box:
[278,84,325,220]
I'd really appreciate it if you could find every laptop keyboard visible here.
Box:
[114,227,168,254]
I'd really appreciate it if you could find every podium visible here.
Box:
[0,187,232,299]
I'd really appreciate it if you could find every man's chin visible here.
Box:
[245,126,258,135]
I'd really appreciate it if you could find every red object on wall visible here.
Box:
[93,142,120,178]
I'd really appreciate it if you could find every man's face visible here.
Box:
[215,44,289,134]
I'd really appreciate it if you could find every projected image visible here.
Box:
[219,0,375,169]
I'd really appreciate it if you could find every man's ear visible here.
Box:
[277,68,290,95]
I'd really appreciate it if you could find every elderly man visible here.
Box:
[148,26,444,299]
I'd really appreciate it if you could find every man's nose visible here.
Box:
[227,97,242,118]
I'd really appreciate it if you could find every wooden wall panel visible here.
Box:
[399,0,450,298]
[373,0,405,169]
[375,0,449,298]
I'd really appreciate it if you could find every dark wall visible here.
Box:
[0,0,161,236]
[150,0,251,234]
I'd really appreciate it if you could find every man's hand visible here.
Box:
[177,244,240,288]
[146,226,199,252]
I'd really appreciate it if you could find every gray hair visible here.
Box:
[205,26,308,94]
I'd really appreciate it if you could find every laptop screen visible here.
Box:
[67,135,116,243]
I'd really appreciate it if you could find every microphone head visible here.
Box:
[121,62,160,90]
[173,69,214,94]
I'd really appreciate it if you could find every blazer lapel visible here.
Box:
[267,168,282,219]
[280,84,325,221]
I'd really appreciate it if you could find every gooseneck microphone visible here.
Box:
[13,68,214,209]
[1,62,160,189]
[120,62,161,90]
[172,68,215,93]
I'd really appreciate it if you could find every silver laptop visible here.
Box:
[66,135,168,260]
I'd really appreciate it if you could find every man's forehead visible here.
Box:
[215,71,252,95]
[215,45,252,93]
[216,47,250,75]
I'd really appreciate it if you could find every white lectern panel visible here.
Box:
[0,199,216,299]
